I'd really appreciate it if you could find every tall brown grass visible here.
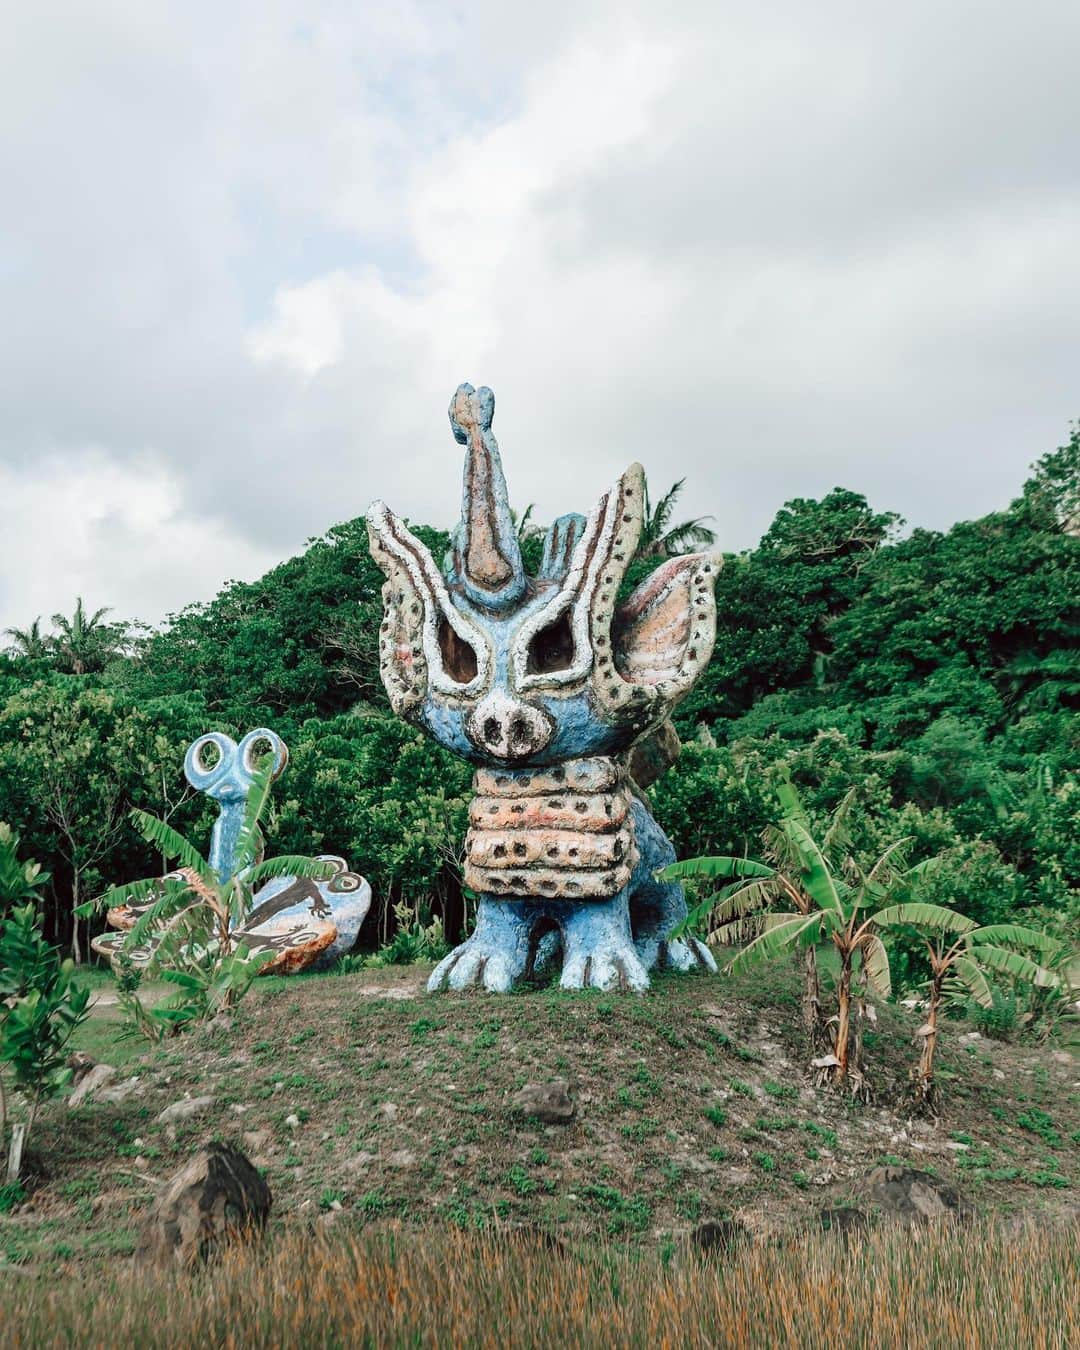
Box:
[1,1219,1077,1349]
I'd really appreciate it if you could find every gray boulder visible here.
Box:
[136,1142,271,1268]
[512,1080,575,1125]
[865,1166,973,1224]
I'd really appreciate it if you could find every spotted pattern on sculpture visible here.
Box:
[367,383,722,992]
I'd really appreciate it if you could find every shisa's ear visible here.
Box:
[367,500,490,713]
[611,552,722,703]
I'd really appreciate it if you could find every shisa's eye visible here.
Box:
[526,611,575,676]
[438,616,479,685]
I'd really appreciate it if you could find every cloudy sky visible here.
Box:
[3,1,1079,634]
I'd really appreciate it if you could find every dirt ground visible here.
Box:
[2,961,1078,1269]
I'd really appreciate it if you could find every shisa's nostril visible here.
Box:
[483,716,501,745]
[509,715,532,748]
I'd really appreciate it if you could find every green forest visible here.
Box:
[2,427,1077,977]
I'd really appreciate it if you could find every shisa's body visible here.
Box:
[367,384,721,992]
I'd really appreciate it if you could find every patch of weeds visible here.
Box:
[675,1192,703,1221]
[753,1151,777,1173]
[621,1118,659,1143]
[792,1172,809,1189]
[290,1028,317,1046]
[729,1079,753,1098]
[631,1065,661,1095]
[802,1122,838,1147]
[707,1147,728,1163]
[755,1115,797,1132]
[356,1189,401,1218]
[581,1184,651,1235]
[505,1165,536,1197]
[1017,1110,1060,1147]
[949,1131,974,1146]
[1028,1170,1069,1189]
[319,1189,345,1212]
[703,1106,727,1129]
[528,1147,549,1166]
[0,1183,25,1214]
[957,1148,994,1171]
[805,1146,820,1162]
[763,1080,797,1100]
[409,1017,444,1043]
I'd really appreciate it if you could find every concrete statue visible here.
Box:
[92,729,371,974]
[367,383,721,992]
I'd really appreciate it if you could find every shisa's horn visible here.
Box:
[449,383,526,610]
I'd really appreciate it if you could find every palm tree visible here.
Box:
[50,598,122,675]
[3,618,49,660]
[637,477,717,560]
[872,904,1060,1106]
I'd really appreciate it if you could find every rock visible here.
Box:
[284,1114,300,1130]
[512,1080,575,1125]
[242,1128,272,1154]
[136,1143,271,1269]
[865,1167,973,1224]
[99,1076,142,1105]
[67,1051,97,1085]
[377,1101,399,1120]
[690,1220,749,1256]
[156,1095,215,1125]
[387,1149,417,1169]
[68,1063,117,1107]
[819,1207,871,1237]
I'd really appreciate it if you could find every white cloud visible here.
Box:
[2,1,1079,632]
[0,453,275,631]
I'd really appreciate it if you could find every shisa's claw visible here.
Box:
[662,936,717,973]
[559,943,650,993]
[428,940,523,993]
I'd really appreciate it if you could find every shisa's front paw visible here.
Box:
[560,941,650,993]
[662,936,717,973]
[427,940,522,993]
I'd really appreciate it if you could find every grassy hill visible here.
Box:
[3,962,1077,1272]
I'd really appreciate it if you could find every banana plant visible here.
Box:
[662,783,860,1043]
[663,781,926,1088]
[872,903,1061,1106]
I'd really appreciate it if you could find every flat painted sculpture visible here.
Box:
[367,383,722,993]
[91,730,371,975]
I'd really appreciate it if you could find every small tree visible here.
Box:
[0,826,89,1183]
[872,903,1061,1106]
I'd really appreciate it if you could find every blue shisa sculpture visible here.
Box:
[367,384,721,992]
[92,729,370,975]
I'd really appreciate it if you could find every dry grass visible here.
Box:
[1,1219,1077,1349]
